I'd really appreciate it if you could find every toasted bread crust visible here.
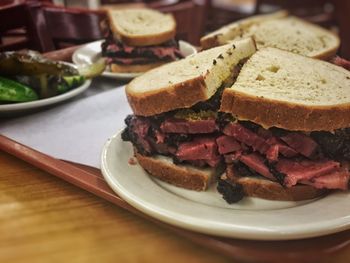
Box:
[107,10,176,47]
[226,166,327,201]
[110,61,167,73]
[200,11,339,60]
[126,38,257,116]
[220,90,350,132]
[135,151,214,191]
[127,75,208,116]
[313,39,339,60]
[203,35,339,61]
[200,11,288,50]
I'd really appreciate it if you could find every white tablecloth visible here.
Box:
[0,79,132,168]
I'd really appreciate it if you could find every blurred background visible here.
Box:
[1,0,349,58]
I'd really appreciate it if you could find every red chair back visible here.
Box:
[100,0,141,3]
[41,5,106,50]
[255,0,331,13]
[0,0,16,7]
[0,2,47,51]
[333,0,350,60]
[156,0,206,45]
[254,0,334,27]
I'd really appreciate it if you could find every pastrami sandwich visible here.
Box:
[122,38,257,190]
[121,40,350,203]
[101,8,183,73]
[217,47,350,203]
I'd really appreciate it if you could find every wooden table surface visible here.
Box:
[1,148,350,263]
[0,151,233,263]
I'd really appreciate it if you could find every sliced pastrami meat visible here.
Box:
[149,141,171,155]
[265,137,298,157]
[224,151,242,164]
[300,168,350,190]
[102,39,182,62]
[133,118,150,138]
[129,118,153,154]
[239,153,275,180]
[216,135,241,154]
[281,132,318,158]
[154,129,165,144]
[266,145,279,162]
[106,56,161,65]
[223,123,270,154]
[176,136,220,167]
[161,118,218,134]
[206,155,222,167]
[276,159,340,187]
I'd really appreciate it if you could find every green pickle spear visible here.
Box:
[77,58,106,79]
[0,76,38,102]
[0,51,105,104]
[57,75,86,93]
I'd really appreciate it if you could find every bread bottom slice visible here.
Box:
[225,166,327,201]
[135,151,327,199]
[110,61,167,73]
[135,151,218,191]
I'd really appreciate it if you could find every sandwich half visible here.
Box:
[101,8,183,73]
[200,11,340,60]
[218,47,350,202]
[121,41,350,202]
[122,38,257,190]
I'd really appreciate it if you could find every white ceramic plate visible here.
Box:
[101,131,350,241]
[72,40,197,80]
[0,67,91,115]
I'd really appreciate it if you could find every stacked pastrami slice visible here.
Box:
[101,34,183,66]
[220,122,349,190]
[122,111,350,202]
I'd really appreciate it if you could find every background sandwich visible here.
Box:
[200,11,340,60]
[102,8,183,73]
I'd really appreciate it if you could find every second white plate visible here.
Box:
[72,40,197,80]
[101,131,350,241]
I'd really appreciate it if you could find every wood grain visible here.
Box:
[0,151,232,263]
[1,151,350,263]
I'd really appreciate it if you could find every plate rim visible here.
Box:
[101,131,350,241]
[72,40,198,80]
